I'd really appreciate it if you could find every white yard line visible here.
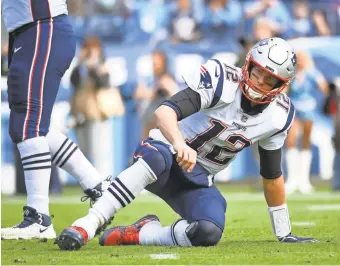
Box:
[149,253,178,260]
[292,221,316,227]
[308,204,340,211]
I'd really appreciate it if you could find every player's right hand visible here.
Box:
[173,140,197,173]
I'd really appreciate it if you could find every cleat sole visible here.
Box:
[55,234,81,251]
[54,229,85,251]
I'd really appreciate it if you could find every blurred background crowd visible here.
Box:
[1,0,340,194]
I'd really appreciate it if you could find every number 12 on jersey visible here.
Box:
[186,120,252,166]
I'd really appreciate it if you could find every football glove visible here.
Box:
[279,233,319,243]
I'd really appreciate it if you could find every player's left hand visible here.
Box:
[279,233,319,243]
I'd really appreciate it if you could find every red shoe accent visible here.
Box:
[70,226,89,244]
[104,219,152,246]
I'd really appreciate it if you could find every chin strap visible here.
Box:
[246,85,264,100]
[268,203,291,239]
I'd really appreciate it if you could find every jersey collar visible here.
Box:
[241,93,270,115]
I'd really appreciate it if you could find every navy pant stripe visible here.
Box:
[22,19,53,140]
[36,19,53,137]
[23,21,41,140]
[8,15,76,143]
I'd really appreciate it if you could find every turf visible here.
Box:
[1,185,340,265]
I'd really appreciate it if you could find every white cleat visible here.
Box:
[1,206,56,240]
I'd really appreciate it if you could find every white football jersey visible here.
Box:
[149,58,295,175]
[2,0,68,32]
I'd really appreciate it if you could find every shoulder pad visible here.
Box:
[270,93,295,134]
[218,60,242,104]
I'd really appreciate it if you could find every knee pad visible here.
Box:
[186,220,223,246]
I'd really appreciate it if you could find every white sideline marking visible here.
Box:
[308,204,340,211]
[150,253,178,260]
[292,221,316,227]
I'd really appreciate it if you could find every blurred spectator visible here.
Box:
[133,0,169,41]
[67,0,86,16]
[323,81,338,117]
[284,0,331,38]
[252,17,275,42]
[312,9,331,36]
[92,0,130,15]
[1,42,9,76]
[244,0,291,37]
[200,0,242,40]
[71,1,135,42]
[134,50,178,139]
[69,36,125,175]
[332,0,340,35]
[284,0,315,38]
[168,0,202,43]
[285,50,329,194]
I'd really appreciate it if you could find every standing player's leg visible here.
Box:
[99,162,227,247]
[55,138,174,250]
[285,118,300,194]
[299,119,314,194]
[1,16,106,240]
[2,19,65,240]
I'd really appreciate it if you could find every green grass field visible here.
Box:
[2,185,340,265]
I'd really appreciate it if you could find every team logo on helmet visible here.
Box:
[291,52,297,66]
[258,38,269,46]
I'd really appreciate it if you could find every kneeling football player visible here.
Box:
[55,38,317,250]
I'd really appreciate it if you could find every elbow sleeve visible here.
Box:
[259,145,282,179]
[161,88,201,121]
